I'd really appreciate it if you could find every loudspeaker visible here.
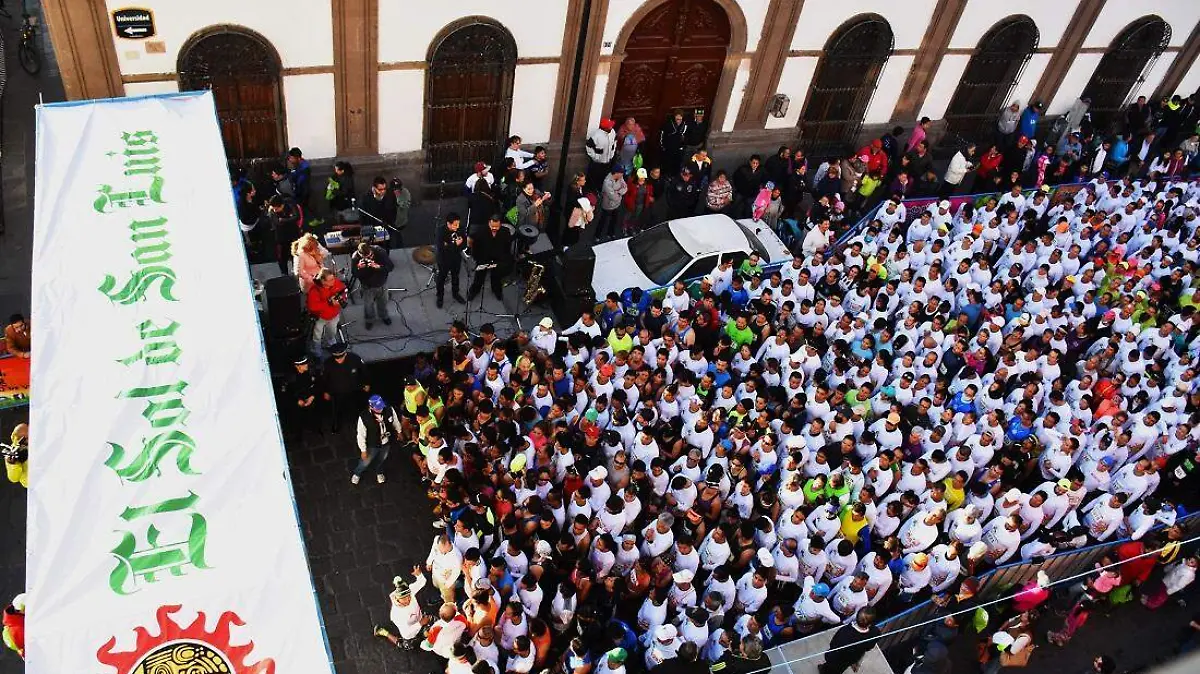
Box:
[264,276,303,337]
[554,246,595,298]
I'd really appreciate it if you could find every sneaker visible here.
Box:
[431,518,447,529]
[373,624,389,638]
[382,317,392,326]
[436,296,444,308]
[350,474,360,485]
[377,473,386,484]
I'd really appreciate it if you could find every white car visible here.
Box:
[589,214,793,299]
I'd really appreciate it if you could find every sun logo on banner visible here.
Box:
[96,605,275,674]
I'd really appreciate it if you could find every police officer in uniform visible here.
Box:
[321,342,370,432]
[435,212,467,308]
[281,354,322,439]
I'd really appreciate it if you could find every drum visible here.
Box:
[517,224,540,244]
[412,245,436,265]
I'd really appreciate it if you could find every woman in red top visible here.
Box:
[976,145,1004,184]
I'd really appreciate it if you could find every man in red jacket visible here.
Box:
[306,268,347,356]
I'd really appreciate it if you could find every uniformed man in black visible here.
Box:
[435,212,467,308]
[321,342,370,432]
[466,214,514,302]
[281,354,322,439]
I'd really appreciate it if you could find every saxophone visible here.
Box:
[523,262,546,304]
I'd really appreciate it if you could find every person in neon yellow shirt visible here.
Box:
[606,323,633,354]
[4,424,27,489]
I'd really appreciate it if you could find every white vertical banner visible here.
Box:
[28,92,334,674]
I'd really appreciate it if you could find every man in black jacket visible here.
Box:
[268,194,302,275]
[660,111,689,173]
[732,155,765,218]
[321,343,369,432]
[351,242,394,329]
[819,608,881,674]
[435,212,467,307]
[359,177,397,237]
[467,214,514,302]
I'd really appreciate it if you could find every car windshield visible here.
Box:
[737,222,771,259]
[628,224,691,286]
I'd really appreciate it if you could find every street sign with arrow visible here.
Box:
[112,7,156,40]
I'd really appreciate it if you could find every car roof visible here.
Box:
[667,214,748,257]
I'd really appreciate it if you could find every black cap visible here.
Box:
[331,343,348,356]
[293,355,309,365]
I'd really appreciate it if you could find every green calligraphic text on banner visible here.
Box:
[28,92,333,674]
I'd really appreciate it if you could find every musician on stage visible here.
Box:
[435,212,467,308]
[466,214,513,303]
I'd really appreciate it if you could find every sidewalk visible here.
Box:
[0,0,65,322]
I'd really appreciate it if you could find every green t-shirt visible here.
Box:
[725,320,754,348]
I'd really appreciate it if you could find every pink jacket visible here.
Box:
[294,247,330,292]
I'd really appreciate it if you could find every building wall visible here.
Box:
[53,0,1200,167]
[103,0,334,72]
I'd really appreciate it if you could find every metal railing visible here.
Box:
[760,511,1200,666]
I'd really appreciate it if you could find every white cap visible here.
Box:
[672,569,694,584]
[938,200,951,209]
[589,466,608,481]
[539,317,554,329]
[757,548,775,568]
[1036,571,1051,589]
[11,593,25,612]
[656,624,678,641]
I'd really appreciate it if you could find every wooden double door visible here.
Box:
[610,0,731,166]
[178,28,285,162]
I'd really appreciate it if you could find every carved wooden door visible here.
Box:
[611,0,730,166]
[178,29,284,162]
[426,23,517,183]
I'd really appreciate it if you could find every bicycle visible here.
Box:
[18,12,40,76]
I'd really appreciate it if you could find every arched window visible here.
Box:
[178,26,284,162]
[799,15,894,158]
[942,17,1039,147]
[425,19,517,183]
[1081,16,1171,134]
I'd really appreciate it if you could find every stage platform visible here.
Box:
[250,247,555,364]
[765,629,894,674]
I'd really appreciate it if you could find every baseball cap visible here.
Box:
[588,465,608,481]
[539,317,554,329]
[1056,478,1072,490]
[672,569,694,584]
[368,395,385,412]
[474,161,490,174]
[811,582,831,598]
[886,412,901,425]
